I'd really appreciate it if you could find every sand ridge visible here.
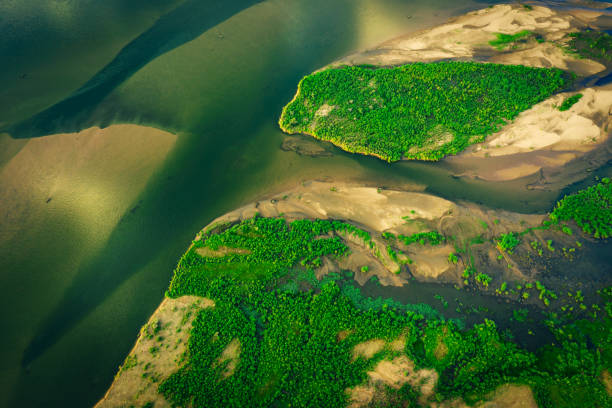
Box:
[198,180,561,288]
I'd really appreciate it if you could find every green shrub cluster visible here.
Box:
[489,30,534,50]
[566,31,612,61]
[558,93,582,111]
[549,178,611,239]
[279,62,571,161]
[156,215,612,407]
[398,231,445,246]
[497,232,520,253]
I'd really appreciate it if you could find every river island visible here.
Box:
[98,4,612,408]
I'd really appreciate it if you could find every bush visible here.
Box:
[550,179,611,239]
[279,62,570,162]
[558,93,582,111]
[497,232,520,253]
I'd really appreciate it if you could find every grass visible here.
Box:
[558,93,583,111]
[279,62,571,162]
[489,30,533,50]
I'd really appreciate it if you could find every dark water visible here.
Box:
[0,1,609,407]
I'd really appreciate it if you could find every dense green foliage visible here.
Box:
[558,93,583,111]
[489,30,533,50]
[162,217,423,407]
[155,216,612,407]
[566,31,612,61]
[279,62,570,161]
[398,231,445,246]
[550,178,611,239]
[497,232,520,253]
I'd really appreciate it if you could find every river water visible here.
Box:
[0,1,609,407]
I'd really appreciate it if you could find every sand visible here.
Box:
[95,295,214,408]
[352,339,386,360]
[333,4,607,75]
[448,83,612,182]
[213,338,241,379]
[432,384,538,408]
[347,354,438,407]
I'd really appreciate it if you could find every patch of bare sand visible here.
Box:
[315,103,335,117]
[196,246,251,258]
[407,244,455,280]
[432,384,538,408]
[389,334,406,352]
[336,240,408,286]
[490,42,605,75]
[96,295,214,408]
[352,339,386,360]
[468,86,612,156]
[213,338,241,379]
[337,329,353,342]
[602,369,612,396]
[207,181,454,232]
[348,355,438,407]
[478,384,538,408]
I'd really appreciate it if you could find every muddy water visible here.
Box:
[0,1,609,407]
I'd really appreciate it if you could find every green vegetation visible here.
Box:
[475,273,492,288]
[155,216,611,407]
[489,30,533,50]
[558,93,582,111]
[497,232,520,253]
[566,30,612,61]
[279,62,571,162]
[398,231,445,246]
[550,178,611,238]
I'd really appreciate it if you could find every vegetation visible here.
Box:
[398,231,445,246]
[489,30,534,50]
[475,273,492,288]
[549,178,611,238]
[497,232,520,253]
[558,93,582,111]
[153,215,612,407]
[279,62,571,161]
[566,30,612,61]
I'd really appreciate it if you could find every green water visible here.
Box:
[0,1,609,407]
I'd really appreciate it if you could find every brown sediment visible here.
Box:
[95,296,214,408]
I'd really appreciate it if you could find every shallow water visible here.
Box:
[0,1,609,407]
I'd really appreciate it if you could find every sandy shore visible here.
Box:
[95,296,213,408]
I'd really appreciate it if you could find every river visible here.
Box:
[0,1,609,407]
